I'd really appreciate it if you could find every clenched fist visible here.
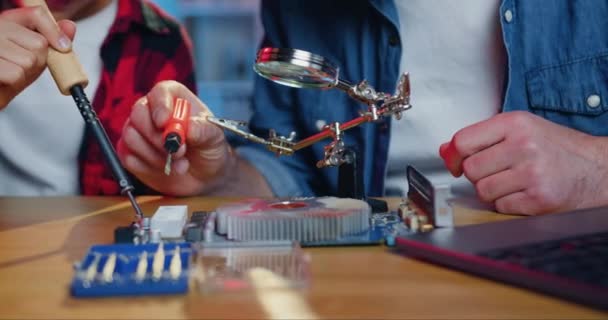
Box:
[440,111,608,215]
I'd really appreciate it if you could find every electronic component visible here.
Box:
[152,242,165,281]
[216,197,371,242]
[150,205,188,239]
[71,243,191,297]
[184,211,213,242]
[163,98,191,175]
[134,170,450,248]
[134,251,148,282]
[169,246,182,280]
[402,165,454,232]
[187,197,408,247]
[83,254,100,286]
[398,201,429,232]
[101,253,117,283]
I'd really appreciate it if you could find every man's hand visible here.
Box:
[439,111,608,215]
[0,6,75,109]
[117,81,238,196]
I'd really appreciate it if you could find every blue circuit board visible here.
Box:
[188,211,410,248]
[302,211,409,247]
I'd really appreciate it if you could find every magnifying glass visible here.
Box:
[254,47,353,92]
[212,47,411,158]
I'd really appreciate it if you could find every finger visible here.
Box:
[187,115,226,149]
[117,135,157,178]
[2,20,74,69]
[493,191,550,216]
[462,142,514,183]
[146,80,209,129]
[119,137,188,178]
[442,117,508,176]
[1,6,71,51]
[57,19,76,40]
[121,125,167,170]
[123,154,156,178]
[0,57,26,88]
[494,192,529,215]
[474,168,526,203]
[117,136,142,174]
[173,157,190,175]
[129,98,166,153]
[172,143,187,159]
[0,39,38,79]
[3,25,47,69]
[452,116,509,155]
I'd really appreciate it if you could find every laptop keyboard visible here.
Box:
[480,232,608,288]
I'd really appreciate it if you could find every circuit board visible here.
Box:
[185,206,410,247]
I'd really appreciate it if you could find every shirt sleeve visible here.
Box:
[236,0,321,197]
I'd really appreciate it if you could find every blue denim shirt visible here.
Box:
[237,0,608,197]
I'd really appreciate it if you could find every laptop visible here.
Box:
[395,206,608,310]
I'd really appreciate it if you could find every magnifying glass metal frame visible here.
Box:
[254,47,354,91]
[209,47,413,167]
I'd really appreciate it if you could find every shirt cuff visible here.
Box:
[236,145,308,198]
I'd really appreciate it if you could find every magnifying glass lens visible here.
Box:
[254,48,339,89]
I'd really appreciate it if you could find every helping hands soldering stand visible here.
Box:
[208,48,412,205]
[23,0,146,241]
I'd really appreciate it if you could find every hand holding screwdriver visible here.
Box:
[117,81,275,197]
[117,81,243,196]
[163,98,191,175]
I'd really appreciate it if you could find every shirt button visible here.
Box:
[388,35,400,46]
[504,9,513,23]
[587,94,601,108]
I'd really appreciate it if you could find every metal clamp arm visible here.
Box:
[206,116,296,155]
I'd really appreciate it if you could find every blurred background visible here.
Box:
[150,0,263,121]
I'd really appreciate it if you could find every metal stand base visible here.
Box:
[337,147,388,213]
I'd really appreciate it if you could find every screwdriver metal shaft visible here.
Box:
[164,154,172,176]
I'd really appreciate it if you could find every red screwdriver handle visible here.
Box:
[162,98,191,153]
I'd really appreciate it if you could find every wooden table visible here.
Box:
[0,196,605,319]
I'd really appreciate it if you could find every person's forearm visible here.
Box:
[204,153,274,197]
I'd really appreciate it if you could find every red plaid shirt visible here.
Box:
[80,0,196,195]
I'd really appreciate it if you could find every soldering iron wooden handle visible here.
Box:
[21,0,89,95]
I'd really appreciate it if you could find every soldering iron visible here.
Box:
[22,0,145,224]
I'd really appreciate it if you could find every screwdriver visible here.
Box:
[22,0,145,222]
[162,98,191,175]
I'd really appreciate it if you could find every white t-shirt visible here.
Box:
[385,0,506,196]
[0,0,117,195]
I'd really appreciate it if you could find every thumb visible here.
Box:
[57,19,76,41]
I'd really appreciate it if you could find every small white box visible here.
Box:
[150,205,188,239]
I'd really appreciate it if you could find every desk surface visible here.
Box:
[0,196,605,319]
